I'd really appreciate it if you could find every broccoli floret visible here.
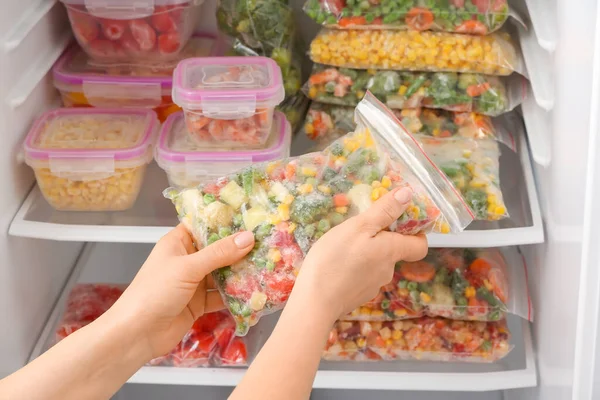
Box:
[290,193,333,224]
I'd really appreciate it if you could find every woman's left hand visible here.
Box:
[108,224,255,361]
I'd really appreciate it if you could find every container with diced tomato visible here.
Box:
[60,0,204,63]
[172,56,285,148]
[53,34,222,122]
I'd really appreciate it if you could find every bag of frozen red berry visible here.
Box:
[165,92,474,336]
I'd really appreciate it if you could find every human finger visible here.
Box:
[187,285,226,320]
[359,187,413,234]
[375,231,428,262]
[182,231,255,282]
[156,224,196,256]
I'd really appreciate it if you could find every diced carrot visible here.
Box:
[399,261,436,283]
[469,258,492,275]
[338,16,366,27]
[488,268,508,303]
[405,7,434,30]
[466,82,491,97]
[333,193,349,207]
[284,163,296,180]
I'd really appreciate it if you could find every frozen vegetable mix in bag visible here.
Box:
[310,29,520,75]
[305,65,526,116]
[304,0,510,34]
[324,317,512,362]
[346,247,532,322]
[166,93,474,336]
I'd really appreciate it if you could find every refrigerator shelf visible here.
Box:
[29,242,537,392]
[9,133,543,248]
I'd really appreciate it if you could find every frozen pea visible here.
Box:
[407,281,418,291]
[489,310,502,321]
[304,223,317,237]
[480,340,492,352]
[315,231,324,240]
[326,15,338,24]
[255,258,267,269]
[359,0,370,9]
[255,223,273,240]
[233,213,243,227]
[457,297,468,307]
[316,12,326,24]
[266,260,276,271]
[398,280,408,289]
[218,226,232,238]
[318,219,331,233]
[236,322,249,336]
[203,193,216,204]
[381,299,391,310]
[208,233,220,244]
[330,212,344,226]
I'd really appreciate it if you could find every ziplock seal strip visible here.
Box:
[356,92,475,232]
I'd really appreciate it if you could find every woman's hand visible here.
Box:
[293,186,428,322]
[109,225,255,361]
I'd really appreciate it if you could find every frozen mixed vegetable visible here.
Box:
[347,248,510,321]
[305,103,497,143]
[306,65,520,116]
[310,29,520,75]
[62,1,202,63]
[324,318,511,362]
[217,0,302,97]
[304,0,509,34]
[166,94,474,335]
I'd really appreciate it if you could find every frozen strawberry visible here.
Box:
[219,338,247,365]
[88,40,123,59]
[120,30,142,55]
[128,19,157,51]
[151,7,177,32]
[158,32,181,54]
[68,9,99,44]
[100,19,127,40]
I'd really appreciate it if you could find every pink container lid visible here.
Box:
[172,56,285,117]
[156,111,290,164]
[24,108,158,162]
[53,33,223,105]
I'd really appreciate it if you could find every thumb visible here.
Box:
[183,231,255,282]
[359,186,413,234]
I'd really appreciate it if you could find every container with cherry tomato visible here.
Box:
[60,0,204,63]
[304,0,509,34]
[346,248,511,322]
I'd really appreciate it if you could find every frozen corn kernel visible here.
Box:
[310,30,518,75]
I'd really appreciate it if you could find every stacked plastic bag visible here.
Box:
[302,0,529,222]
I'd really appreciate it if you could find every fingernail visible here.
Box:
[234,231,254,248]
[394,187,412,204]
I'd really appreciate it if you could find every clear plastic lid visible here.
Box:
[53,33,222,107]
[172,56,285,118]
[24,108,158,174]
[60,0,203,19]
[156,110,290,165]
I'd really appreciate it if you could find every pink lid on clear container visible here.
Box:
[53,33,223,108]
[156,111,291,187]
[60,0,203,19]
[24,108,158,175]
[172,56,285,116]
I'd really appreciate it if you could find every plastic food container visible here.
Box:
[323,318,512,362]
[24,108,158,211]
[60,0,204,63]
[53,34,222,122]
[172,56,285,147]
[156,111,292,188]
[304,0,510,34]
[310,29,521,76]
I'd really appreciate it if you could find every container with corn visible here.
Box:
[23,108,158,211]
[309,29,520,75]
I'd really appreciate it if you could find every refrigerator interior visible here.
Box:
[2,0,600,399]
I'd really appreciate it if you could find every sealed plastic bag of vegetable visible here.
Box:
[305,65,527,116]
[165,93,474,336]
[346,247,533,322]
[304,0,510,34]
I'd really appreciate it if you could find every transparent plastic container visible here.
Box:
[53,33,222,122]
[172,56,285,148]
[23,108,158,211]
[60,0,204,63]
[156,111,291,188]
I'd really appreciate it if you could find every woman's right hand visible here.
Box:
[292,186,429,322]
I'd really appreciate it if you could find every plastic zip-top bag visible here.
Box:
[165,93,474,336]
[323,317,512,362]
[304,0,510,34]
[346,247,533,322]
[304,65,527,117]
[309,29,521,76]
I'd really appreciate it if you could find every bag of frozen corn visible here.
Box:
[309,29,521,76]
[165,93,474,336]
[346,247,532,322]
[304,65,527,117]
